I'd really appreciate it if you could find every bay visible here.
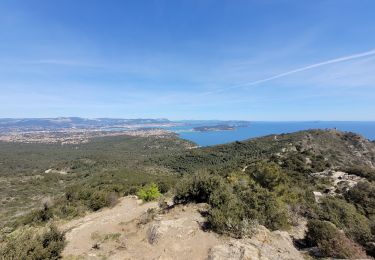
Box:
[170,121,375,147]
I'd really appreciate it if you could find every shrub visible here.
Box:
[20,202,53,226]
[156,179,175,194]
[0,224,65,260]
[87,190,111,211]
[174,172,256,237]
[306,220,367,259]
[238,186,289,230]
[206,186,245,235]
[174,171,227,204]
[207,195,251,238]
[52,202,82,219]
[343,166,375,181]
[106,192,120,207]
[345,180,375,216]
[319,197,372,245]
[138,208,158,225]
[245,161,286,191]
[174,170,293,235]
[279,153,310,173]
[137,183,161,202]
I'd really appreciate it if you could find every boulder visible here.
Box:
[208,226,304,260]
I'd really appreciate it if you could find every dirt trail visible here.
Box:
[61,196,304,260]
[61,196,158,258]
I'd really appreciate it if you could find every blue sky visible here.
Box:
[1,0,375,120]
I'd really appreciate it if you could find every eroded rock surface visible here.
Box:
[208,226,303,260]
[61,197,304,260]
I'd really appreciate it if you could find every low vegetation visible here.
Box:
[341,166,375,181]
[1,136,184,228]
[0,135,185,258]
[1,129,375,258]
[137,183,162,202]
[174,161,312,237]
[170,130,375,258]
[0,224,65,260]
[317,196,372,246]
[306,220,367,259]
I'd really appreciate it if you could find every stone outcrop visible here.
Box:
[208,226,303,260]
[62,198,305,260]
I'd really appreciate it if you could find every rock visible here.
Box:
[208,241,258,260]
[92,243,100,249]
[166,198,174,208]
[305,157,312,165]
[312,170,366,196]
[147,224,164,245]
[313,191,323,203]
[147,217,196,245]
[62,200,305,260]
[208,226,304,260]
[365,242,375,254]
[288,218,308,240]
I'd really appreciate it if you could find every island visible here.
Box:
[193,124,235,132]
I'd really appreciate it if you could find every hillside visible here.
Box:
[0,135,193,227]
[1,129,375,259]
[157,129,375,174]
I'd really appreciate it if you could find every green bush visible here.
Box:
[343,166,375,181]
[0,225,65,260]
[174,172,253,237]
[208,195,250,237]
[87,190,111,211]
[245,161,286,191]
[19,203,53,226]
[52,201,82,219]
[306,220,367,259]
[156,180,173,194]
[137,183,161,202]
[64,185,119,212]
[237,185,289,230]
[206,184,250,237]
[279,152,310,173]
[345,180,375,216]
[174,171,291,236]
[319,197,372,245]
[174,171,228,204]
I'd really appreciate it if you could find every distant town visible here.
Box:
[0,117,251,144]
[0,129,177,144]
[0,117,179,144]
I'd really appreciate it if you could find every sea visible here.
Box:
[166,121,375,147]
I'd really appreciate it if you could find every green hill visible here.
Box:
[156,129,375,174]
[2,129,375,259]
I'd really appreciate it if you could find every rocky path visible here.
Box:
[60,196,304,260]
[61,196,158,258]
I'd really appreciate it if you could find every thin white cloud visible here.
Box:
[204,49,375,95]
[19,59,102,67]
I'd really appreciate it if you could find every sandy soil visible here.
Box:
[61,197,222,259]
[61,196,158,259]
[61,196,303,260]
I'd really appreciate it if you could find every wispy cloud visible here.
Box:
[203,49,375,95]
[20,59,102,67]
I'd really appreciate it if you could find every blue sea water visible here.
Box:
[169,122,375,147]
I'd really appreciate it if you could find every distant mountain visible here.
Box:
[193,124,235,132]
[0,117,171,131]
[0,117,253,134]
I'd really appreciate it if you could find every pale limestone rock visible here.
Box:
[208,226,304,260]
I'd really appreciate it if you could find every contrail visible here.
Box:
[204,49,375,95]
